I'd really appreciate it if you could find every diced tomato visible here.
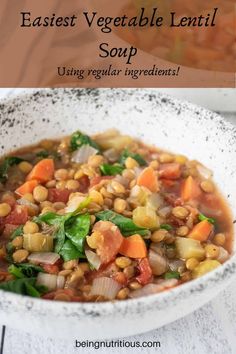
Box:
[86,261,119,282]
[93,221,124,264]
[47,188,71,203]
[90,176,113,188]
[164,193,183,207]
[161,179,176,188]
[78,175,90,193]
[159,163,181,180]
[136,258,152,285]
[42,264,59,274]
[2,224,19,238]
[4,205,28,225]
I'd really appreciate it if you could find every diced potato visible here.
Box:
[95,135,133,151]
[175,237,205,260]
[23,233,54,252]
[192,260,221,278]
[133,206,159,229]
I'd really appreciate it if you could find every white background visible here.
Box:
[0,89,236,354]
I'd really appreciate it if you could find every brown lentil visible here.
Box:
[33,185,48,203]
[11,236,23,249]
[114,198,127,213]
[129,281,142,290]
[186,258,199,270]
[172,206,189,219]
[117,287,130,300]
[213,233,226,246]
[115,257,132,269]
[151,229,168,243]
[176,226,189,237]
[23,221,39,234]
[12,249,29,263]
[18,161,33,174]
[200,180,215,193]
[205,244,220,259]
[0,203,11,217]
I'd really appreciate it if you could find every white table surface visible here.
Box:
[0,89,236,354]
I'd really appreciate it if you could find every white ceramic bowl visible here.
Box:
[0,89,235,340]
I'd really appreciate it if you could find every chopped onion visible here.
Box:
[114,175,129,188]
[217,247,229,263]
[169,259,185,272]
[85,249,101,270]
[130,279,178,299]
[103,148,119,162]
[17,198,37,210]
[148,249,168,276]
[90,277,121,300]
[28,252,60,265]
[71,145,98,164]
[196,164,213,180]
[65,195,86,213]
[158,206,172,218]
[129,283,163,298]
[36,273,65,291]
[147,193,164,210]
[134,167,143,178]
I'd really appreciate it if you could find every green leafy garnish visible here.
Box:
[10,225,23,240]
[100,163,124,176]
[96,210,149,236]
[119,149,147,166]
[160,224,173,231]
[0,277,45,297]
[70,131,100,152]
[164,271,180,280]
[0,156,24,182]
[198,213,215,225]
[36,150,60,160]
[8,264,44,279]
[59,239,83,262]
[65,214,90,255]
[34,198,91,260]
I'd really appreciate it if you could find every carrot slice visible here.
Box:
[119,234,147,258]
[181,176,201,201]
[15,179,39,196]
[26,159,55,183]
[188,220,213,242]
[137,167,159,193]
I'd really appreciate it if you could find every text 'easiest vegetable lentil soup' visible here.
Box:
[0,129,233,302]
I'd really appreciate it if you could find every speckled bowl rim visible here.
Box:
[0,88,235,319]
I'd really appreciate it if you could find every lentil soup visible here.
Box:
[0,129,233,302]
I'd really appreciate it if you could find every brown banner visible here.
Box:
[0,0,235,87]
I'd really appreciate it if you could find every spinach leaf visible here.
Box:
[96,210,149,236]
[34,198,91,256]
[100,163,124,176]
[70,131,100,152]
[164,271,180,280]
[160,224,173,231]
[65,214,90,254]
[59,239,82,261]
[119,149,147,166]
[9,264,44,278]
[0,156,24,182]
[198,213,215,225]
[10,225,24,240]
[34,212,68,253]
[36,150,60,160]
[0,277,43,297]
